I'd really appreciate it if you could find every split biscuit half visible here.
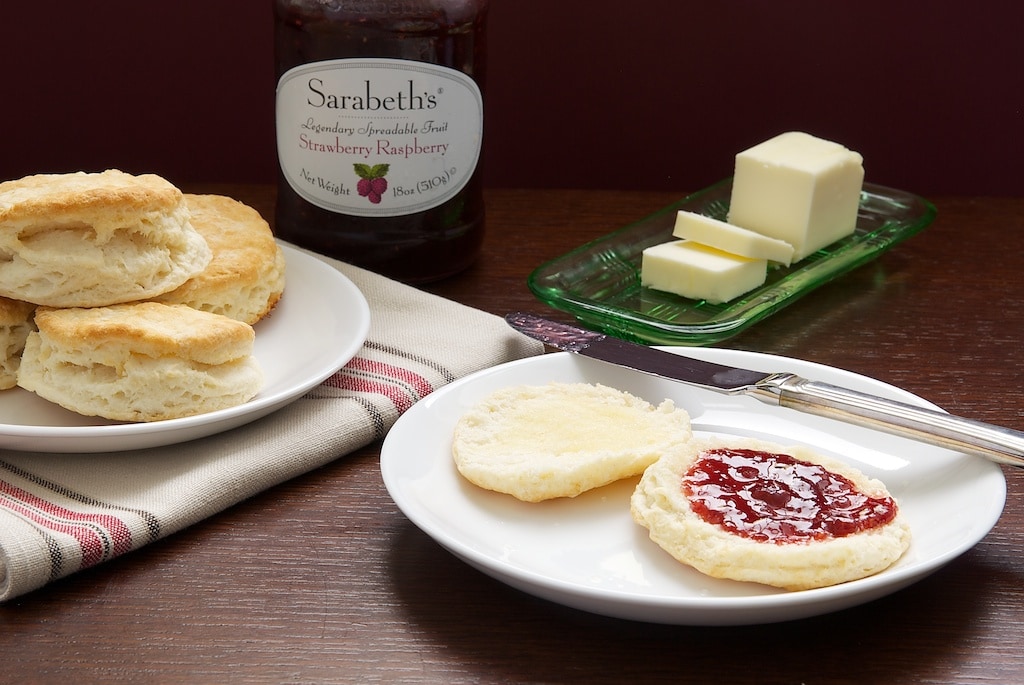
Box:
[452,382,693,502]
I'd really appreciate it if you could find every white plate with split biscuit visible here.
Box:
[0,245,369,453]
[380,349,1006,625]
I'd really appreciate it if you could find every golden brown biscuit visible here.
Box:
[0,296,36,389]
[452,382,692,502]
[0,170,211,307]
[151,194,286,324]
[17,302,263,422]
[631,436,911,590]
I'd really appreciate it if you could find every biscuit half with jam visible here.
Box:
[630,435,911,590]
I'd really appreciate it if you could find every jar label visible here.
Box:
[276,58,483,217]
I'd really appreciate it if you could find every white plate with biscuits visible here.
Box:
[380,348,1006,625]
[0,245,369,453]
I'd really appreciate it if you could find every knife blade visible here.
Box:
[506,312,1024,468]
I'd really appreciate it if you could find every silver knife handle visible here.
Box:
[751,374,1024,468]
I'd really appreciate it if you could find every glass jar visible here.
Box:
[273,0,489,283]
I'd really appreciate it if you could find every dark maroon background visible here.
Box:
[2,2,1021,196]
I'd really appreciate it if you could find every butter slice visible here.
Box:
[641,240,767,304]
[727,131,864,262]
[672,210,795,265]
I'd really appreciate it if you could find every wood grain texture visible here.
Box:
[1,187,1021,684]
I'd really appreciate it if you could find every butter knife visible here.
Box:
[506,313,1024,468]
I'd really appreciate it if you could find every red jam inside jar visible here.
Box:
[682,448,897,544]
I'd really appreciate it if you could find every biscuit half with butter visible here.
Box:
[151,194,286,324]
[631,435,911,590]
[0,169,212,307]
[0,296,36,390]
[452,382,692,502]
[17,302,263,422]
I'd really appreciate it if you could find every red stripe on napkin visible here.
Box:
[323,357,435,413]
[344,357,434,398]
[0,480,132,568]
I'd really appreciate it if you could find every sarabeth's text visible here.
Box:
[306,79,438,111]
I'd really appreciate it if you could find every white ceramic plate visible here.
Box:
[0,245,370,453]
[380,349,1007,625]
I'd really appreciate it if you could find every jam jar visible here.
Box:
[273,0,489,282]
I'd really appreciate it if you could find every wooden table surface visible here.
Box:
[2,186,1022,684]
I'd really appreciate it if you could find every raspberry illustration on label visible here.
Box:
[354,163,390,204]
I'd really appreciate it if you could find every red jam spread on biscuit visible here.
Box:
[682,448,897,544]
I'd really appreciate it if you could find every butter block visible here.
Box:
[641,240,767,304]
[672,210,795,265]
[727,131,864,262]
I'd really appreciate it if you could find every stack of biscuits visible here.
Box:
[0,169,286,422]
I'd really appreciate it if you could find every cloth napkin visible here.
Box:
[0,249,544,602]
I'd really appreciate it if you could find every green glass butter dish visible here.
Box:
[527,180,936,346]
